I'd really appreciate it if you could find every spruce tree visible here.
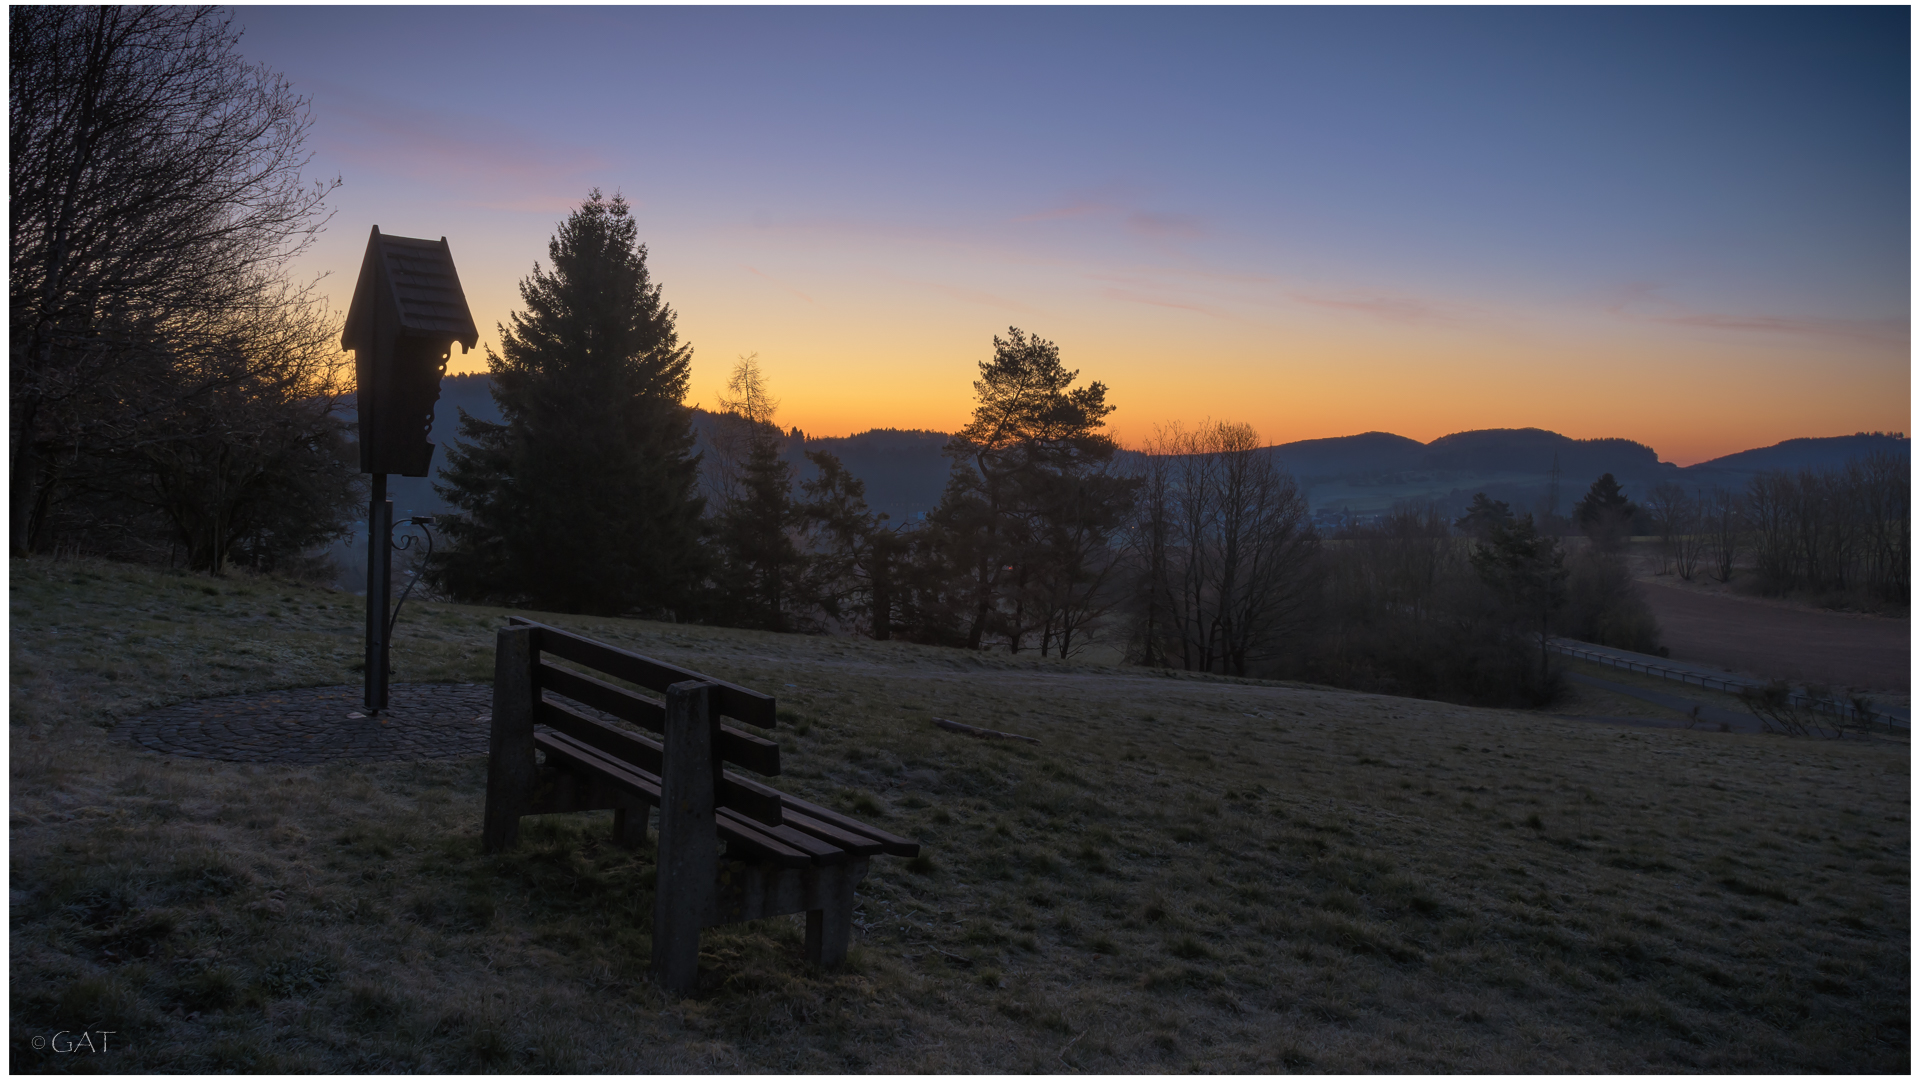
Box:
[1454,492,1514,539]
[1573,472,1638,549]
[432,191,705,615]
[797,450,903,639]
[712,431,804,631]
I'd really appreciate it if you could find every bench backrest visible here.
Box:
[506,616,781,779]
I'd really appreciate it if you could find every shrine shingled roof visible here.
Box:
[342,226,480,353]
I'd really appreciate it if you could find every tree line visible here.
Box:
[1645,452,1908,605]
[418,191,1699,709]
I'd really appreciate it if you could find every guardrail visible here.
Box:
[1547,638,1908,731]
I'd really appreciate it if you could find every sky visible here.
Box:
[230,5,1909,466]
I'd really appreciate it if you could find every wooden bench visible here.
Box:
[480,618,918,990]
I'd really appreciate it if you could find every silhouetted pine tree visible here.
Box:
[1572,472,1638,549]
[712,432,804,630]
[1470,513,1568,684]
[1454,492,1514,539]
[796,450,903,639]
[917,327,1128,651]
[431,190,705,615]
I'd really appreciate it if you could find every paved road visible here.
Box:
[1639,580,1909,691]
[1561,671,1904,746]
[1562,671,1765,733]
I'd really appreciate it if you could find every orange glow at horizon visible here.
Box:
[434,285,1906,469]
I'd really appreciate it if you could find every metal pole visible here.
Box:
[365,473,392,712]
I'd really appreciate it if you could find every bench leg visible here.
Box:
[482,627,538,853]
[652,681,719,992]
[804,861,867,968]
[612,806,651,848]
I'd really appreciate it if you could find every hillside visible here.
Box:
[1681,432,1910,490]
[784,427,952,523]
[10,558,1908,1072]
[1281,427,1681,524]
[1268,431,1427,478]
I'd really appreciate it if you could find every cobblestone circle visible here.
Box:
[121,683,493,764]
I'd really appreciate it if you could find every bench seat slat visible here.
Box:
[511,616,776,728]
[537,661,780,776]
[716,807,851,866]
[534,731,808,866]
[536,700,782,825]
[777,792,921,857]
[711,822,812,868]
[534,729,660,802]
[781,808,888,858]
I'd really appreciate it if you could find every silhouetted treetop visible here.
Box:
[432,189,704,615]
[493,189,689,411]
[1573,472,1638,541]
[950,327,1116,463]
[1455,492,1514,539]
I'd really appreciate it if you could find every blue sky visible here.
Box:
[232,5,1909,463]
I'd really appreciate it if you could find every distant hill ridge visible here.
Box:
[1271,427,1668,484]
[357,374,1906,527]
[1267,426,1905,523]
[1687,433,1909,476]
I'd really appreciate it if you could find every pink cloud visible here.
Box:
[1099,287,1236,320]
[743,215,977,250]
[926,283,1044,314]
[1289,292,1448,324]
[1010,193,1206,241]
[1087,264,1276,288]
[1652,312,1908,343]
[1011,200,1115,223]
[1127,212,1205,239]
[1602,283,1906,343]
[312,84,607,206]
[1602,281,1665,316]
[457,195,593,214]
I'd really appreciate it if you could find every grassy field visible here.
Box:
[10,557,1910,1072]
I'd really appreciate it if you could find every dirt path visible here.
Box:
[1639,579,1909,691]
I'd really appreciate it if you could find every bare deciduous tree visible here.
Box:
[1704,487,1742,583]
[1744,453,1910,602]
[11,5,339,554]
[109,286,357,572]
[703,352,778,511]
[1028,455,1133,658]
[707,355,805,631]
[1647,482,1704,581]
[1128,420,1318,677]
[1849,449,1910,601]
[795,450,904,639]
